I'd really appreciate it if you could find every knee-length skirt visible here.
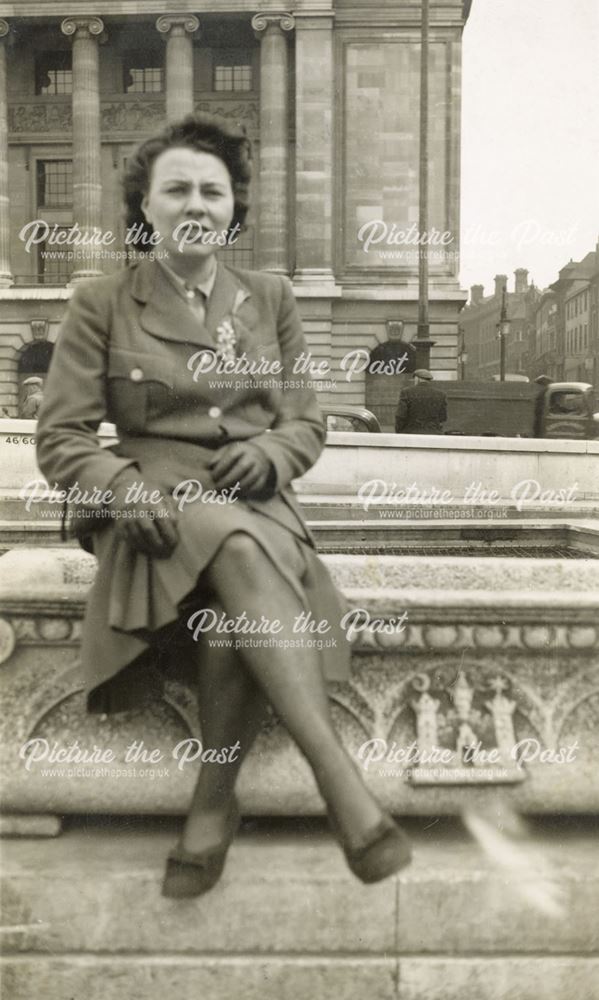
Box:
[80,438,351,714]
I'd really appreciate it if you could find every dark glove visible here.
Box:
[209,441,276,499]
[108,471,180,558]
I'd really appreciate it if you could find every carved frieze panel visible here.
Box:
[8,103,72,134]
[8,98,259,136]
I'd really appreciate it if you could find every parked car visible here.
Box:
[323,406,381,433]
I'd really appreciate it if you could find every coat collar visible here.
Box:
[130,257,251,348]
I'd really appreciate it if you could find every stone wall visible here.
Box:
[1,548,598,821]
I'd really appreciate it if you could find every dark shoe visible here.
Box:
[162,801,241,899]
[340,813,412,884]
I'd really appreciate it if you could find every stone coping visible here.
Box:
[3,419,598,454]
[0,418,115,436]
[328,552,599,588]
[323,430,599,454]
[1,548,598,609]
[304,509,599,521]
[0,283,466,303]
[0,287,72,301]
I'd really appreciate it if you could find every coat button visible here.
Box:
[130,367,144,382]
[208,406,222,418]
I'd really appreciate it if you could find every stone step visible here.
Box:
[3,956,599,1000]
[2,490,599,523]
[308,520,599,558]
[2,508,599,561]
[299,496,599,521]
[1,817,598,999]
[0,818,599,1000]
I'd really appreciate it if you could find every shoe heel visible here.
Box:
[334,813,413,884]
[162,800,241,899]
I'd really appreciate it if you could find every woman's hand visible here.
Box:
[210,441,275,498]
[109,474,180,558]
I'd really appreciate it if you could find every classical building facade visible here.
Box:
[0,0,470,416]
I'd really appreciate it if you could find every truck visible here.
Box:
[328,380,599,439]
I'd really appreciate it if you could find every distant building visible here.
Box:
[460,269,540,380]
[549,245,598,386]
[529,290,558,382]
[590,266,599,390]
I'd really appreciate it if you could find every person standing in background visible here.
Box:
[21,377,44,419]
[395,369,448,434]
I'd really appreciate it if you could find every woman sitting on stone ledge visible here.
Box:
[35,113,411,897]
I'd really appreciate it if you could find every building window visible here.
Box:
[35,52,72,95]
[124,57,164,93]
[36,160,72,208]
[214,55,253,92]
[35,160,73,283]
[36,226,73,285]
[224,224,255,269]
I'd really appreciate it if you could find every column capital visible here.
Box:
[156,14,200,38]
[61,16,104,40]
[0,20,9,39]
[252,13,295,37]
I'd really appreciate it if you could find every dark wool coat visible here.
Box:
[395,383,448,434]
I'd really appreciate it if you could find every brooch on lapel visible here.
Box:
[214,290,248,363]
[215,318,237,363]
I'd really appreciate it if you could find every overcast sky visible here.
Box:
[460,0,599,295]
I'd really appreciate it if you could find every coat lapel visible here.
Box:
[204,262,251,336]
[130,258,251,349]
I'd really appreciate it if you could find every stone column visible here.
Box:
[61,16,104,281]
[156,14,199,122]
[293,13,335,287]
[251,13,294,275]
[0,20,13,287]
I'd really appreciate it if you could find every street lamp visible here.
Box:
[415,0,435,368]
[496,286,510,381]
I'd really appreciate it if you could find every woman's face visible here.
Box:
[141,146,235,259]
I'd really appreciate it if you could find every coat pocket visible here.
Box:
[107,349,175,432]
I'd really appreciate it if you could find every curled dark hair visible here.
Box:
[123,113,252,247]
